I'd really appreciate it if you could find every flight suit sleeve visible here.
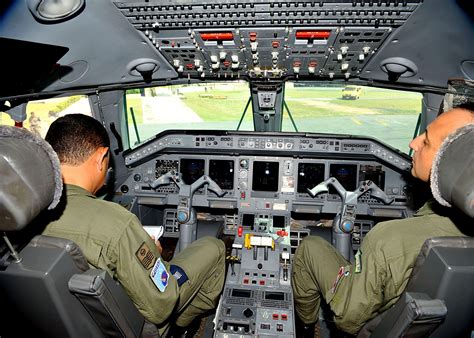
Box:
[114,214,179,324]
[329,230,389,335]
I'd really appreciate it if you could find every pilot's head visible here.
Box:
[409,103,474,182]
[45,114,110,194]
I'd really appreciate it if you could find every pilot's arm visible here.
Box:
[114,214,179,325]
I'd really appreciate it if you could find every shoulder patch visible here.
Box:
[150,258,169,292]
[135,242,156,270]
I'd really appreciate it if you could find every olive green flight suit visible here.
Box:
[43,184,225,331]
[291,199,467,335]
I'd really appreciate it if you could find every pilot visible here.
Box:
[42,114,226,335]
[291,103,474,336]
[28,111,42,137]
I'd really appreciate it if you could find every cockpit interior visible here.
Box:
[1,0,473,337]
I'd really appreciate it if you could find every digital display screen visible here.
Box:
[359,165,385,190]
[209,160,234,190]
[180,158,205,185]
[273,215,286,228]
[241,214,255,228]
[329,164,357,192]
[252,161,279,192]
[297,163,325,193]
[264,291,285,301]
[232,289,252,298]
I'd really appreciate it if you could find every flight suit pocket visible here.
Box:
[325,265,352,313]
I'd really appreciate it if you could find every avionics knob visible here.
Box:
[239,159,249,168]
[243,308,254,318]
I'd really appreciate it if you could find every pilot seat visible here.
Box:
[358,123,474,337]
[0,125,159,338]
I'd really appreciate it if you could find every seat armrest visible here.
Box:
[68,269,146,338]
[370,292,447,338]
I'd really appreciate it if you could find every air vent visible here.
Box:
[127,58,160,81]
[380,57,418,81]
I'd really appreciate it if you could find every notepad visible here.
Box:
[143,226,164,240]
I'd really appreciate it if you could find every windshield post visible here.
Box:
[251,82,285,132]
[236,97,252,131]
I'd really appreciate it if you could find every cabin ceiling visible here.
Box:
[0,0,473,100]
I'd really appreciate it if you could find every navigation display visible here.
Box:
[329,164,357,192]
[241,214,255,228]
[273,215,286,229]
[209,159,234,190]
[252,161,279,192]
[297,163,325,193]
[180,158,205,185]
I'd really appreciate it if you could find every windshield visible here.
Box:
[124,82,421,153]
[125,83,253,147]
[283,82,421,152]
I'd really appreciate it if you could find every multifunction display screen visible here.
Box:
[297,163,325,193]
[252,161,279,192]
[180,158,205,185]
[209,159,235,190]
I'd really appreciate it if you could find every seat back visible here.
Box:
[0,126,155,338]
[0,236,104,337]
[364,237,474,338]
[407,237,474,338]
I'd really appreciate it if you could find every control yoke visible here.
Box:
[150,170,226,252]
[308,178,393,260]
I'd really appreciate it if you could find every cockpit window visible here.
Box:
[0,95,90,138]
[125,82,253,147]
[124,82,421,153]
[283,83,421,152]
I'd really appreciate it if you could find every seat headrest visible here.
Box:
[0,126,63,231]
[431,124,474,218]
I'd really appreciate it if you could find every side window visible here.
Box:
[0,95,90,138]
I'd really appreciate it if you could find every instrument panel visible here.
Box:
[119,131,414,222]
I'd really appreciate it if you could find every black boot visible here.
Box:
[166,317,202,338]
[295,316,316,338]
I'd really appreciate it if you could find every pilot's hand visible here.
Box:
[150,236,163,255]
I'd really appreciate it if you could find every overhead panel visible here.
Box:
[113,0,422,80]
